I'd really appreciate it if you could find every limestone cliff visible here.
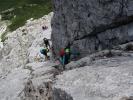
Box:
[51,0,133,57]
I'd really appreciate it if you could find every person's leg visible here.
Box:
[59,56,63,65]
[45,44,48,48]
[62,55,65,65]
[68,53,71,62]
[65,54,69,64]
[44,52,48,60]
[62,55,65,70]
[48,43,50,49]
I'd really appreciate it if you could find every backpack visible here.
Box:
[65,48,70,54]
[59,49,65,56]
[40,48,46,54]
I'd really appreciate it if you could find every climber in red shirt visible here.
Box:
[59,48,65,66]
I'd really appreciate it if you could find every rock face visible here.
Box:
[0,10,133,100]
[0,12,57,100]
[51,0,133,57]
[54,52,133,100]
[0,12,53,74]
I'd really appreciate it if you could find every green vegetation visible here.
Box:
[1,32,8,42]
[0,0,52,31]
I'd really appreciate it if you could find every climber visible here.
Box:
[59,48,65,66]
[64,47,71,64]
[43,38,50,49]
[42,26,48,30]
[40,47,49,60]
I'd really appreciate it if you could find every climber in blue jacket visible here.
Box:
[40,47,49,60]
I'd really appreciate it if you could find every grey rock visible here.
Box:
[51,0,133,58]
[53,88,73,100]
[54,55,133,100]
[0,13,55,100]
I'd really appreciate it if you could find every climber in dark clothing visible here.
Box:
[42,26,48,30]
[43,38,50,49]
[64,47,71,65]
[64,42,71,64]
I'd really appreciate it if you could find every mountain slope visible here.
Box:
[0,12,56,100]
[0,0,52,31]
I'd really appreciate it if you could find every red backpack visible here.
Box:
[59,49,65,56]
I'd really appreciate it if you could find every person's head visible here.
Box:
[65,48,70,53]
[43,38,47,41]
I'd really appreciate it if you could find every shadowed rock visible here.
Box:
[51,0,133,58]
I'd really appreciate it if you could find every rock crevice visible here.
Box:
[51,0,133,57]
